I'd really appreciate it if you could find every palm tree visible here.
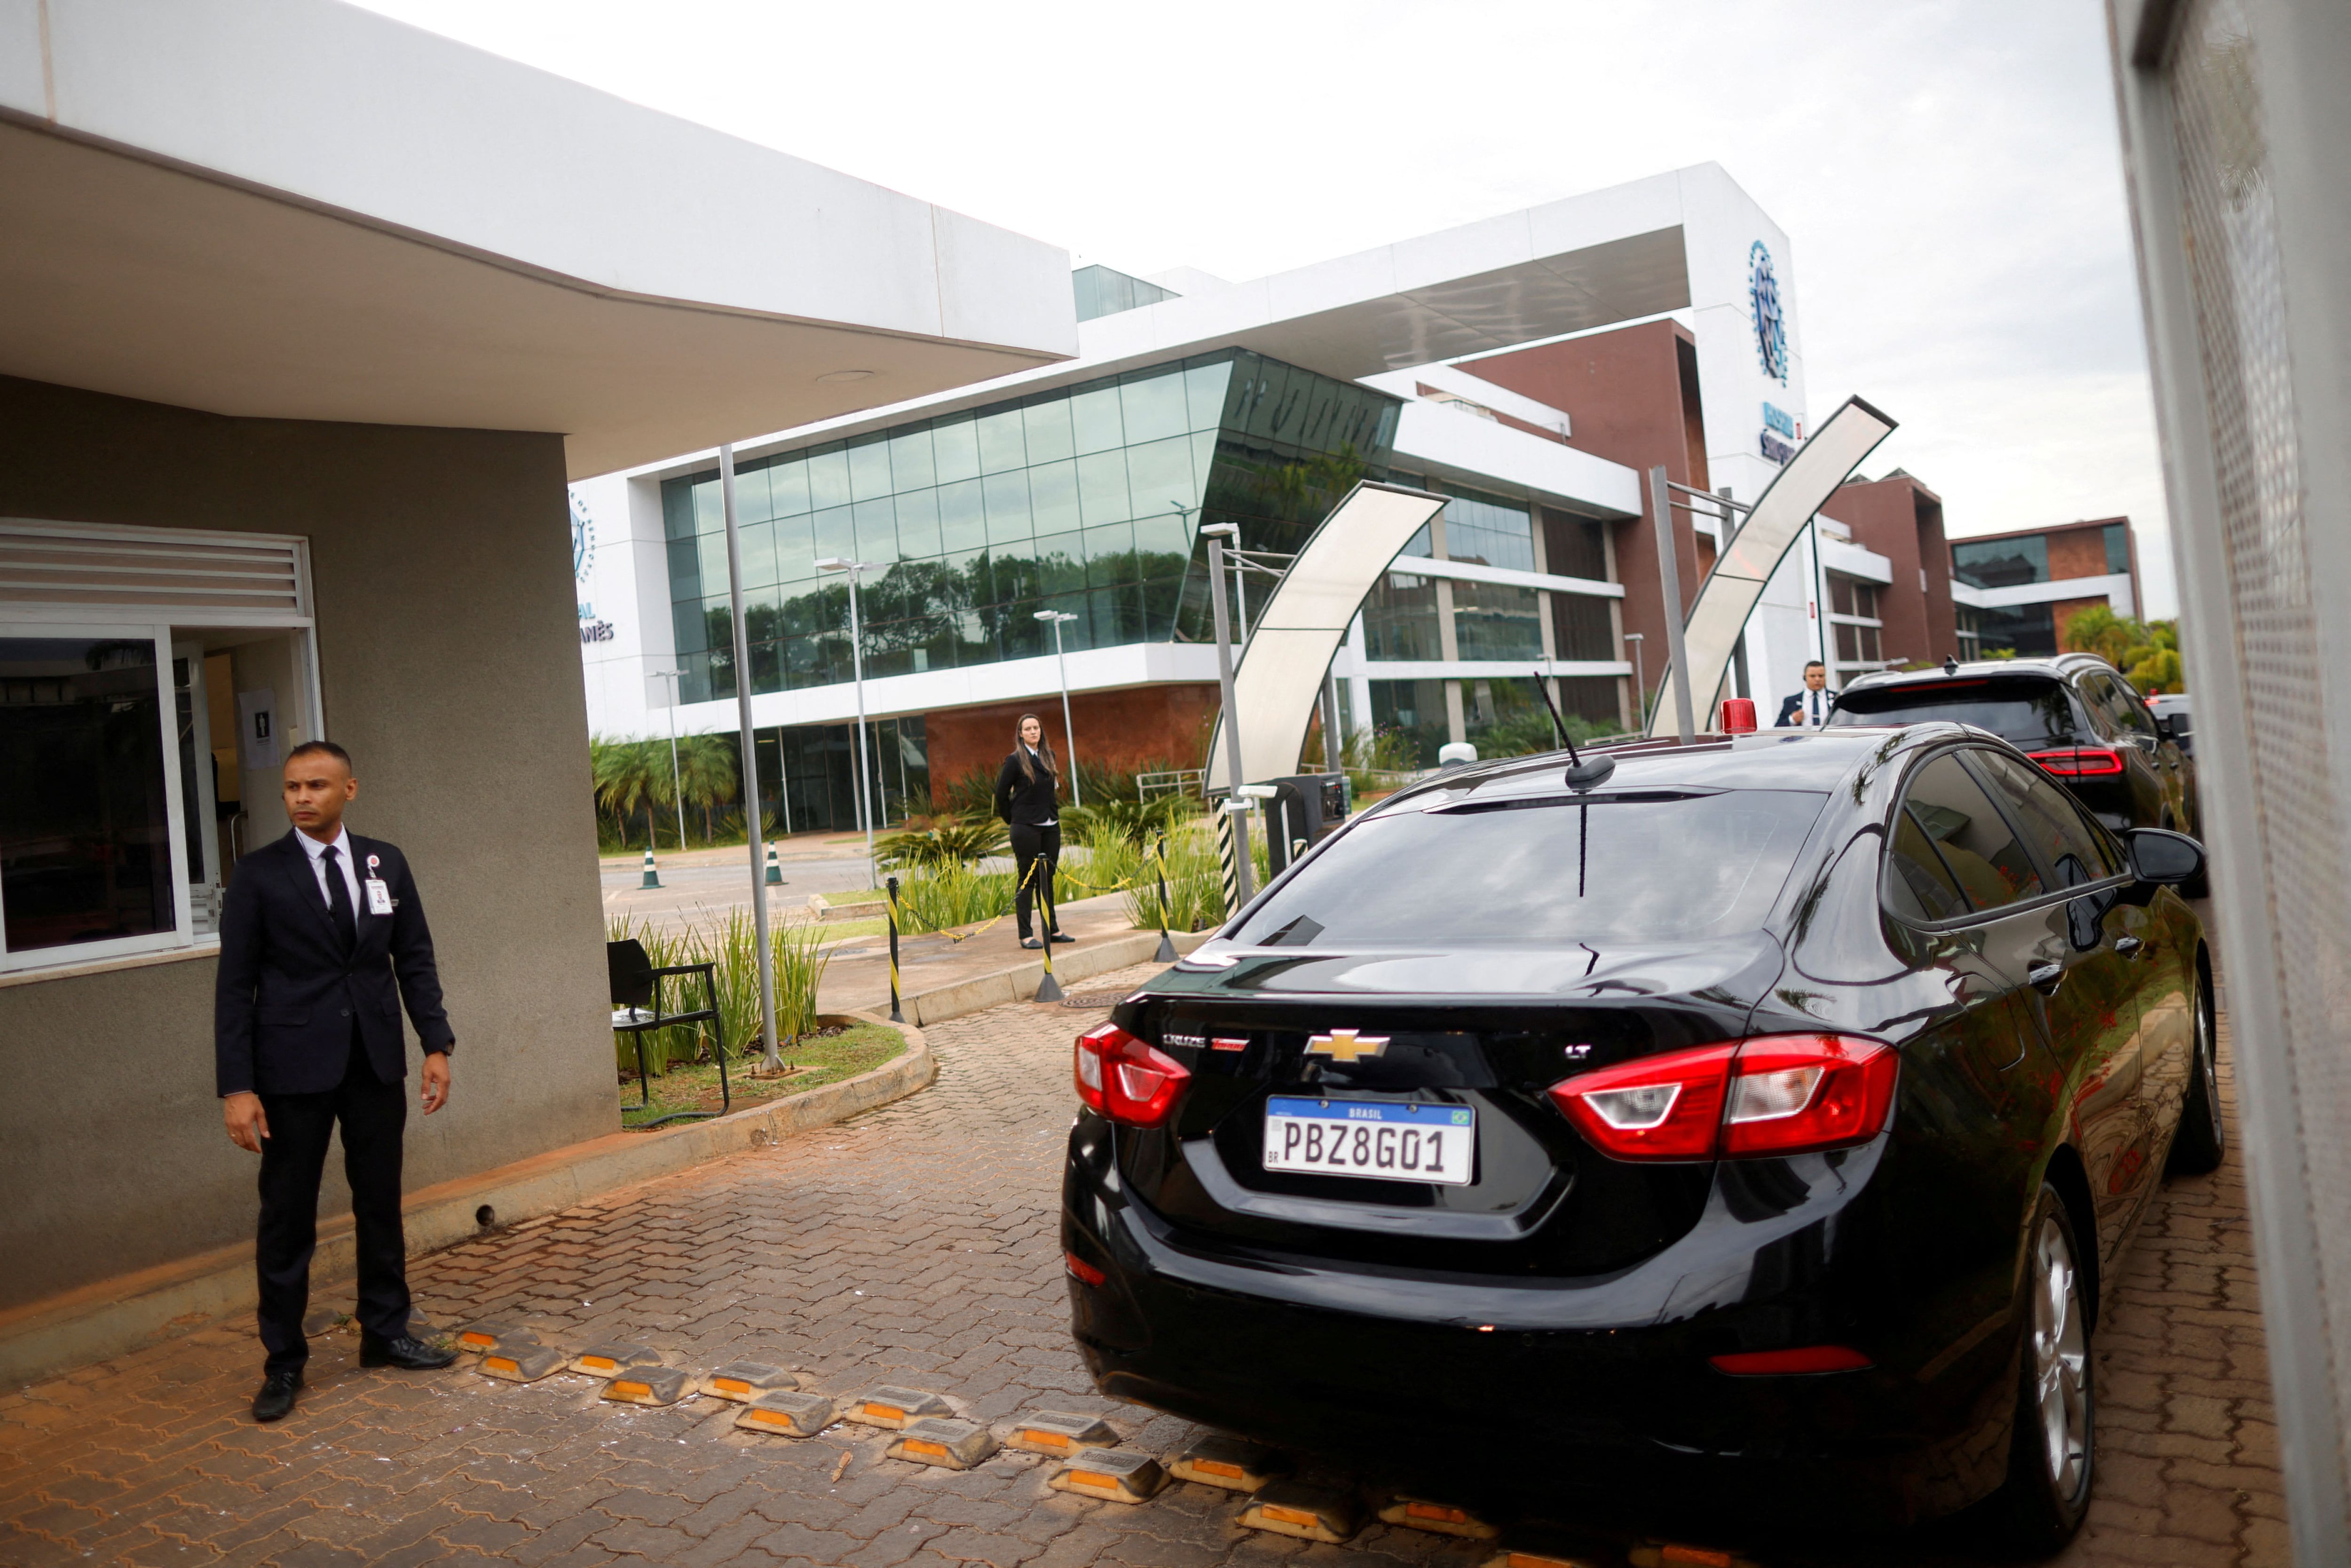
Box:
[592,736,673,849]
[673,733,740,844]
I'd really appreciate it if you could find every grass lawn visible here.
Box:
[617,1019,906,1129]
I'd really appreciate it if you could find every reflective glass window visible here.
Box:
[1027,459,1081,536]
[1084,522,1136,587]
[2104,522,2132,575]
[1022,401,1074,465]
[1885,804,1972,922]
[1442,486,1537,572]
[1541,510,1608,580]
[1952,535,2048,588]
[812,505,855,564]
[0,638,178,955]
[663,480,697,540]
[1972,749,2127,883]
[1184,360,1234,430]
[889,429,937,493]
[732,463,773,522]
[983,470,1033,546]
[1124,435,1196,518]
[738,520,778,589]
[1132,513,1190,575]
[1076,449,1131,527]
[1367,678,1449,767]
[666,537,702,600]
[772,516,816,583]
[1451,580,1544,661]
[769,458,812,517]
[931,418,980,484]
[696,530,731,591]
[937,478,986,554]
[976,409,1026,473]
[853,498,897,563]
[1550,591,1616,662]
[892,489,942,559]
[1069,383,1124,455]
[692,477,723,533]
[805,448,851,511]
[1120,369,1189,445]
[846,440,891,503]
[1364,572,1442,662]
[1897,753,2044,910]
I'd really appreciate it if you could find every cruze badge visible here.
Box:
[1307,1029,1390,1063]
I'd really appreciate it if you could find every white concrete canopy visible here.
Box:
[1645,396,1899,736]
[1205,483,1448,791]
[0,0,1076,478]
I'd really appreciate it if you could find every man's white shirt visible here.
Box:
[1799,687,1834,727]
[298,825,364,913]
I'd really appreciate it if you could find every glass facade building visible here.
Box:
[662,348,1399,708]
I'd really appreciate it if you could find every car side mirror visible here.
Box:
[2124,827,2204,887]
[2155,712,2191,739]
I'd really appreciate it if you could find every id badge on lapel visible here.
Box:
[364,853,394,915]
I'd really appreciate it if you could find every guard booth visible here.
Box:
[1262,772,1348,878]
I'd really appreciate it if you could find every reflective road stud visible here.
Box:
[602,1365,692,1407]
[1629,1545,1757,1568]
[1048,1448,1167,1504]
[1003,1410,1118,1455]
[1380,1497,1499,1539]
[735,1390,836,1437]
[700,1361,798,1402]
[1168,1434,1288,1492]
[476,1345,567,1383]
[886,1417,998,1470]
[1483,1552,1614,1568]
[844,1387,951,1429]
[571,1341,658,1378]
[1239,1481,1360,1544]
[455,1321,535,1355]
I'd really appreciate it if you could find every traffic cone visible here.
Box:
[639,846,662,889]
[765,843,782,885]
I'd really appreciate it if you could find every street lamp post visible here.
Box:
[816,557,880,887]
[1201,522,1253,906]
[719,445,778,1071]
[1624,633,1646,727]
[650,667,687,851]
[1032,609,1081,809]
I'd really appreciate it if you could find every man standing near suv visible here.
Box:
[1776,660,1837,728]
[215,741,459,1423]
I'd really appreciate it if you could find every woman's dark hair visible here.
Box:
[1013,713,1057,783]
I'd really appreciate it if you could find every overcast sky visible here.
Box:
[355,0,2176,617]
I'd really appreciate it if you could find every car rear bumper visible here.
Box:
[1064,1127,2018,1523]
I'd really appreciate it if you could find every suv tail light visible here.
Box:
[1548,1035,1897,1162]
[2028,747,2126,778]
[1075,1022,1191,1127]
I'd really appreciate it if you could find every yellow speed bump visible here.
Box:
[455,1321,535,1355]
[1004,1410,1119,1455]
[844,1387,951,1429]
[1629,1544,1758,1568]
[601,1365,692,1407]
[1380,1497,1499,1539]
[1482,1551,1613,1568]
[886,1417,999,1471]
[476,1345,567,1383]
[700,1361,798,1403]
[1238,1481,1359,1543]
[1048,1447,1166,1504]
[570,1341,657,1379]
[734,1390,836,1437]
[1167,1434,1287,1492]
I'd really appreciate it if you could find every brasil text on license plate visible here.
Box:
[1262,1098,1474,1185]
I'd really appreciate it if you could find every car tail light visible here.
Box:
[1074,1022,1191,1127]
[1548,1035,1896,1162]
[1709,1345,1874,1375]
[2028,747,2126,777]
[1063,1250,1105,1286]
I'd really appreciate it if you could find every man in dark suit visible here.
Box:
[216,740,459,1422]
[1775,660,1838,728]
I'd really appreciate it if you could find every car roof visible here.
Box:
[1840,653,2115,692]
[1394,724,1972,803]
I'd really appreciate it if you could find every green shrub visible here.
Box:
[1129,824,1231,933]
[606,910,832,1077]
[876,813,1008,870]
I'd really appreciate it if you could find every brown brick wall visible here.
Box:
[1828,475,1960,666]
[923,682,1221,798]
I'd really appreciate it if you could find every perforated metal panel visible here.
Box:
[2169,0,2351,1473]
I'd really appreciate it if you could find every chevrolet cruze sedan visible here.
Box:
[1061,725,2216,1553]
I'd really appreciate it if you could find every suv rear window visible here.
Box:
[1830,676,2079,747]
[1228,789,1826,948]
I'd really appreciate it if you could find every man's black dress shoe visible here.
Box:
[360,1333,459,1370]
[252,1370,302,1422]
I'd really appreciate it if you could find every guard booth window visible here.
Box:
[0,520,321,976]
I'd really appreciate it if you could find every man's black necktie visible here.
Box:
[321,844,358,953]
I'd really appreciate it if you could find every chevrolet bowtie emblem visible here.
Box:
[1307,1028,1390,1063]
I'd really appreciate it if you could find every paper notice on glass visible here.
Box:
[239,688,278,771]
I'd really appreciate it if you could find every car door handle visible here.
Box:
[2114,936,2145,958]
[2028,961,2066,995]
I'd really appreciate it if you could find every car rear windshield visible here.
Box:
[1829,678,2078,746]
[1228,788,1827,948]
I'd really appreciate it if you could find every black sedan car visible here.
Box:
[1061,725,2216,1552]
[1829,654,2199,843]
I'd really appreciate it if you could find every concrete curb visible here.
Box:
[0,1010,933,1390]
[900,928,1209,1025]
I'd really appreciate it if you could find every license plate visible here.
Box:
[1262,1098,1475,1185]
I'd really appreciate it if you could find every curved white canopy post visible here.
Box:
[1644,396,1900,737]
[1204,481,1447,792]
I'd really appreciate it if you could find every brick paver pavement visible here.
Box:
[0,969,2287,1567]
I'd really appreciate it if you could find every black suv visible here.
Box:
[1830,654,2200,842]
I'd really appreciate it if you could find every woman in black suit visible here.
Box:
[994,713,1072,949]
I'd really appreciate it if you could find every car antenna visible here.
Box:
[1942,655,1959,675]
[1533,668,1615,792]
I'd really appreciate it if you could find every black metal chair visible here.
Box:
[607,938,729,1127]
